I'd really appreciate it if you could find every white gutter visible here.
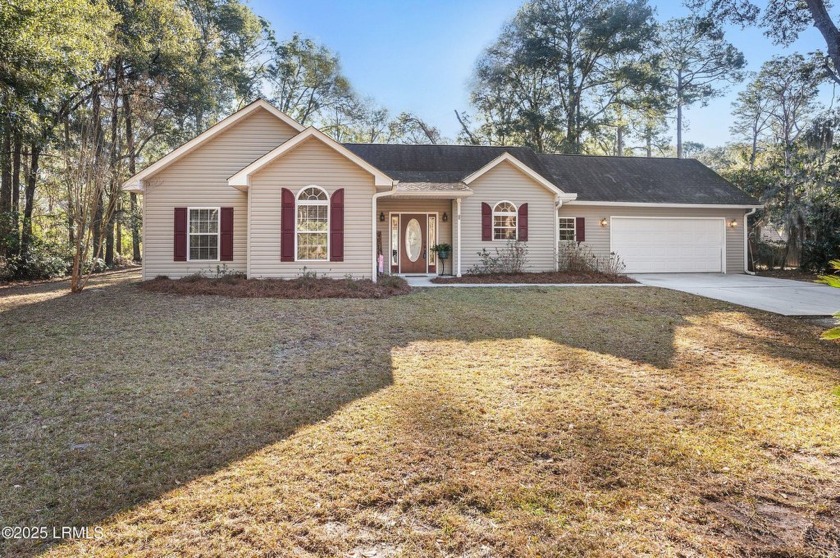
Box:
[567,201,763,209]
[372,185,398,279]
[744,207,758,275]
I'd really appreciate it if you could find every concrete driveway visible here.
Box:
[631,273,840,317]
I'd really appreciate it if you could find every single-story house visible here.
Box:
[123,99,761,280]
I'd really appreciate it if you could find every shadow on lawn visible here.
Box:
[0,274,776,557]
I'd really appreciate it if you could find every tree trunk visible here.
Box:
[64,116,74,247]
[805,0,840,85]
[105,75,120,267]
[676,71,683,159]
[616,125,624,156]
[116,203,122,259]
[1,126,10,214]
[105,215,115,265]
[20,143,39,255]
[124,91,141,262]
[0,123,10,258]
[11,132,21,252]
[91,86,104,261]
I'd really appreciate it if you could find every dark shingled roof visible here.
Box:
[344,143,555,185]
[537,154,759,205]
[343,143,759,206]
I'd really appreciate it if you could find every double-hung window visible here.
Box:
[296,186,329,260]
[558,217,576,242]
[493,201,517,240]
[188,208,219,261]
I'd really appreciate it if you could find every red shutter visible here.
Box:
[174,207,187,261]
[575,217,586,242]
[220,207,233,261]
[329,188,344,262]
[481,202,492,241]
[281,188,295,262]
[518,203,528,241]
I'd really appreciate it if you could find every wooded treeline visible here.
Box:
[0,0,445,288]
[1,0,839,287]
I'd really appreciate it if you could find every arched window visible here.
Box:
[493,201,517,240]
[296,186,329,260]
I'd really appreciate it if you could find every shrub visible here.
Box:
[83,257,107,274]
[0,242,69,281]
[469,240,528,274]
[599,251,627,276]
[754,240,787,270]
[557,242,626,276]
[558,242,597,272]
[801,238,840,274]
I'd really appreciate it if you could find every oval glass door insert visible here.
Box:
[405,218,422,262]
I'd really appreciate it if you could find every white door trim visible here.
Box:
[389,211,440,275]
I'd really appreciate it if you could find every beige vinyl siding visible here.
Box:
[460,161,557,273]
[141,108,298,279]
[376,198,453,274]
[559,205,747,273]
[248,137,376,279]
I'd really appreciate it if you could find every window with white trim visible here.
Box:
[296,186,329,260]
[188,208,219,261]
[390,215,399,267]
[493,201,517,240]
[558,217,576,241]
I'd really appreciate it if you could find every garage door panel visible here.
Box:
[611,218,724,273]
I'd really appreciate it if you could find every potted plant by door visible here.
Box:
[431,243,451,275]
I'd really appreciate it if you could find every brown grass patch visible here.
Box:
[138,274,410,299]
[431,270,636,284]
[1,272,838,557]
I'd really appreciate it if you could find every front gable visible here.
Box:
[228,127,393,190]
[466,158,561,203]
[124,100,304,192]
[462,152,576,202]
[248,135,380,189]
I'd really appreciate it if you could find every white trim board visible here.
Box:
[567,201,762,209]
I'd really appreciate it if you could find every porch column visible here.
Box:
[456,197,462,277]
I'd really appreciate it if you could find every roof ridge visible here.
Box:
[343,143,691,161]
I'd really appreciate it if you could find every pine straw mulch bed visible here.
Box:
[431,270,637,284]
[139,274,410,299]
[756,268,824,283]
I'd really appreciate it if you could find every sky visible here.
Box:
[249,0,836,149]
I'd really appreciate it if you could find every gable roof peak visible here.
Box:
[122,99,304,192]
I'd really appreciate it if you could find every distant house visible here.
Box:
[123,99,760,280]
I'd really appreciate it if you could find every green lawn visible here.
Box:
[1,271,838,557]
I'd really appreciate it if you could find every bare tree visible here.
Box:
[64,117,119,293]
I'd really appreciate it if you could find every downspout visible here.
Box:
[456,197,462,277]
[554,196,562,271]
[372,184,397,280]
[744,207,758,275]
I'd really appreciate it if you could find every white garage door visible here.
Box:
[611,217,725,273]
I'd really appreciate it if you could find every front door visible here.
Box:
[400,214,427,273]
